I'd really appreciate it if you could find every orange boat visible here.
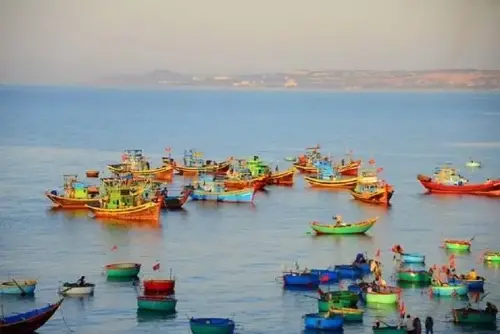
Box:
[293,145,325,174]
[175,148,231,176]
[224,174,269,191]
[87,201,161,221]
[349,163,394,206]
[268,168,295,186]
[336,160,361,176]
[85,170,100,178]
[46,175,101,209]
[108,149,173,181]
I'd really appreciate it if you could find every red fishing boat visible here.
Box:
[336,160,361,176]
[417,165,500,195]
[350,163,394,206]
[0,299,63,334]
[143,279,176,295]
[293,145,324,174]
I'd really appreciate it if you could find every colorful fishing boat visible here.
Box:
[462,278,485,291]
[159,186,192,209]
[350,165,394,206]
[417,164,500,195]
[483,251,500,262]
[85,170,100,178]
[304,160,358,188]
[366,288,400,304]
[328,307,364,322]
[58,282,95,296]
[282,272,320,287]
[318,290,359,309]
[174,149,231,175]
[372,325,407,333]
[444,239,471,251]
[396,269,432,283]
[334,155,362,176]
[105,263,141,277]
[189,177,256,203]
[108,149,174,181]
[310,216,378,235]
[0,279,37,295]
[465,159,482,168]
[87,201,161,221]
[293,145,324,174]
[391,245,425,263]
[224,162,269,191]
[268,168,295,186]
[452,305,497,324]
[0,299,63,334]
[46,175,101,209]
[303,313,344,331]
[431,282,468,296]
[189,317,236,334]
[137,295,177,312]
[310,269,339,283]
[143,276,176,295]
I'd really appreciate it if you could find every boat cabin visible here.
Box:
[193,175,225,192]
[121,149,151,171]
[183,149,211,167]
[355,168,383,193]
[62,175,99,199]
[246,156,270,177]
[433,166,468,185]
[313,161,339,180]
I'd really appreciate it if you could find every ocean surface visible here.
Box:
[0,86,499,334]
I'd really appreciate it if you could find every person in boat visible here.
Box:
[275,165,279,172]
[373,320,381,329]
[341,158,345,166]
[392,244,404,254]
[485,302,498,315]
[332,215,345,226]
[160,187,168,198]
[354,253,367,264]
[466,268,477,280]
[425,316,433,334]
[77,276,86,286]
[405,314,415,334]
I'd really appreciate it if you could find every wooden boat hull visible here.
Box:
[293,164,317,174]
[445,240,471,251]
[268,168,295,186]
[310,217,377,235]
[107,164,174,181]
[350,185,394,206]
[336,160,361,176]
[224,175,269,191]
[400,253,425,263]
[310,269,339,283]
[283,273,320,287]
[396,270,431,283]
[329,308,364,322]
[189,187,255,203]
[304,175,358,188]
[137,296,177,312]
[366,291,399,304]
[87,201,161,221]
[0,299,63,334]
[417,174,500,194]
[161,188,191,210]
[46,192,100,209]
[189,318,236,334]
[0,280,37,295]
[304,313,344,330]
[431,284,468,296]
[452,308,496,324]
[105,263,141,277]
[143,279,175,295]
[484,251,500,262]
[59,283,95,296]
[175,161,231,176]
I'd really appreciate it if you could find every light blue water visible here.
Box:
[0,87,499,333]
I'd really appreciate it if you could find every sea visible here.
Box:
[0,86,499,333]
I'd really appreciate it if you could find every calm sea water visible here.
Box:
[0,86,499,334]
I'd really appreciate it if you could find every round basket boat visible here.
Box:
[431,283,468,296]
[189,317,236,334]
[59,282,95,296]
[444,240,471,251]
[105,263,141,278]
[366,289,400,304]
[483,251,500,262]
[465,161,481,168]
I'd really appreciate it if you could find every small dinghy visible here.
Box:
[59,282,95,296]
[189,317,236,334]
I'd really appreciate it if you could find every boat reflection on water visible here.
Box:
[0,293,36,303]
[444,248,471,256]
[303,329,344,334]
[106,276,140,284]
[46,207,89,220]
[311,233,373,241]
[97,219,162,231]
[136,309,177,323]
[396,281,431,290]
[484,261,500,270]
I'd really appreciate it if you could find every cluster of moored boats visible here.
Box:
[278,241,499,332]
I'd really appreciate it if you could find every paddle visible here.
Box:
[11,279,27,297]
[469,235,476,243]
[302,294,320,301]
[375,318,392,327]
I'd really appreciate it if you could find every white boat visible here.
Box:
[58,282,95,296]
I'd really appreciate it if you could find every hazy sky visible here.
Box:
[1,0,500,84]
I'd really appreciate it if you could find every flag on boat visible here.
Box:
[369,159,375,165]
[377,167,383,173]
[153,262,160,271]
[320,275,329,283]
[375,248,381,257]
[110,245,118,251]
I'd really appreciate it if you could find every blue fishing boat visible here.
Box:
[347,283,367,302]
[334,264,369,279]
[283,273,320,287]
[0,299,63,333]
[462,279,485,291]
[189,177,255,203]
[310,269,339,283]
[431,282,468,296]
[0,279,37,295]
[401,253,425,264]
[303,313,344,330]
[189,317,235,334]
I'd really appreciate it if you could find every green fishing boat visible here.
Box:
[284,157,297,162]
[452,307,497,324]
[137,295,177,312]
[396,270,432,283]
[105,263,141,277]
[318,291,359,311]
[444,239,471,251]
[372,325,407,333]
[484,251,500,262]
[246,156,271,177]
[329,308,364,321]
[366,290,399,304]
[310,217,378,235]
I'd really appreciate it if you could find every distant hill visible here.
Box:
[89,69,500,90]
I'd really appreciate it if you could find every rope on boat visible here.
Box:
[59,304,74,332]
[274,276,284,284]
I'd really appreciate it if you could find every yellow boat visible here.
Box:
[107,149,173,181]
[304,175,358,188]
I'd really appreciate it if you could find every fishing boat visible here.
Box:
[444,239,471,251]
[318,291,360,311]
[87,201,161,221]
[174,149,230,175]
[105,263,141,277]
[366,287,400,304]
[189,177,256,203]
[391,245,425,263]
[85,170,100,178]
[293,145,324,174]
[108,149,174,181]
[328,307,364,322]
[0,299,63,334]
[334,155,362,176]
[350,165,394,206]
[159,186,192,210]
[310,216,378,235]
[46,175,101,209]
[283,156,297,162]
[137,295,177,313]
[143,270,176,295]
[268,168,295,186]
[396,269,432,283]
[452,306,497,324]
[417,164,500,195]
[372,325,407,333]
[189,317,236,334]
[309,269,339,283]
[430,282,468,296]
[465,159,482,168]
[334,264,368,279]
[304,161,358,188]
[483,251,500,262]
[462,278,485,291]
[303,313,344,331]
[282,272,320,287]
[58,282,95,296]
[0,279,37,295]
[224,162,269,191]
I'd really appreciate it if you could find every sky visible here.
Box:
[1,0,500,84]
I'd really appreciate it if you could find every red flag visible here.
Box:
[110,245,118,251]
[376,167,383,173]
[369,159,375,165]
[375,249,381,257]
[399,301,406,315]
[121,154,127,162]
[165,147,171,152]
[153,262,160,271]
[449,254,456,269]
[320,275,329,283]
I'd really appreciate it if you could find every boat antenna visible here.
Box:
[169,268,172,280]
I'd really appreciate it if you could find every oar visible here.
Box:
[469,235,476,243]
[11,279,27,297]
[375,319,392,327]
[477,292,490,304]
[302,294,321,301]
